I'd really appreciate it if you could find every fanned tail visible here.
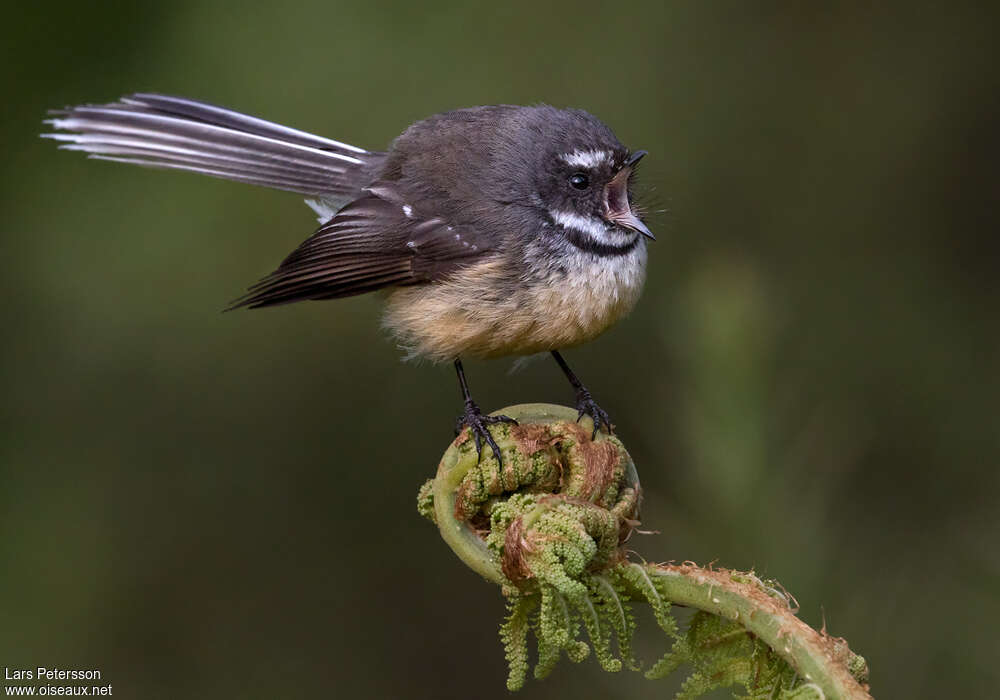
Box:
[42,93,384,201]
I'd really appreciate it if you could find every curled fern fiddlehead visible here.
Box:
[418,403,871,698]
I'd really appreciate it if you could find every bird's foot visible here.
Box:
[455,400,518,465]
[575,389,613,439]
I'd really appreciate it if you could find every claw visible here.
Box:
[456,401,518,466]
[575,389,613,439]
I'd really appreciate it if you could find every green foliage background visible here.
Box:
[1,2,996,698]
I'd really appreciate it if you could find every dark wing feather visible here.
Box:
[229,184,494,309]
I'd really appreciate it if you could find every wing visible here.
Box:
[228,184,495,309]
[42,93,385,204]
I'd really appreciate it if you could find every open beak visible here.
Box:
[603,150,654,240]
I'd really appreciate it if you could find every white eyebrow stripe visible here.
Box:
[560,149,612,169]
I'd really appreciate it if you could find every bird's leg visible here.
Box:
[453,358,518,464]
[551,350,613,439]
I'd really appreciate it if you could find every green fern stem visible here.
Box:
[632,563,870,699]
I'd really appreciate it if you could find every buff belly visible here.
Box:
[382,247,647,362]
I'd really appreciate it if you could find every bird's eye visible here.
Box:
[568,172,590,190]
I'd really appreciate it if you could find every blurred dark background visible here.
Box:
[2,2,997,698]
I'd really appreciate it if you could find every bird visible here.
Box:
[42,94,654,464]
